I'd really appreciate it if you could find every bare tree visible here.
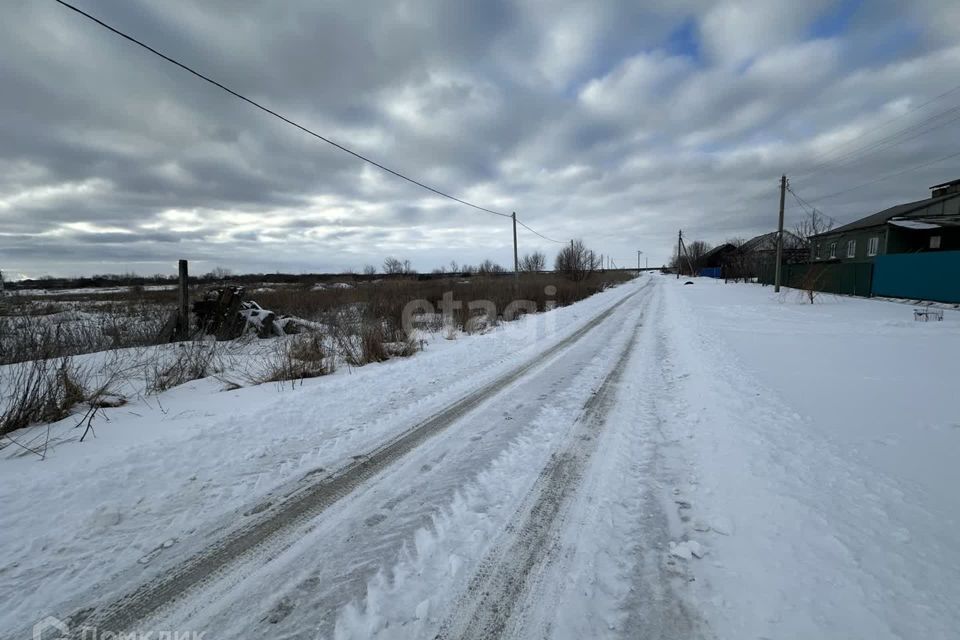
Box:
[476,259,507,275]
[519,251,546,272]
[382,257,414,275]
[670,240,711,276]
[362,264,377,276]
[794,209,834,249]
[205,266,233,280]
[555,240,601,281]
[686,240,712,266]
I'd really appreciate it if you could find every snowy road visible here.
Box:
[6,275,960,640]
[78,282,654,637]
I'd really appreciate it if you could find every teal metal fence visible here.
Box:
[872,251,960,303]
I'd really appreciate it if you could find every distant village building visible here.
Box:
[721,230,806,281]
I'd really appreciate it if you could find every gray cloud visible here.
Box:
[1,0,960,278]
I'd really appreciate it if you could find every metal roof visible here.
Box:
[701,243,736,261]
[810,192,960,238]
[929,177,960,189]
[739,230,803,252]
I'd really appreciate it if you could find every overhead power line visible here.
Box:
[806,149,960,204]
[796,82,960,180]
[796,103,960,183]
[515,219,565,244]
[55,0,520,222]
[786,185,842,229]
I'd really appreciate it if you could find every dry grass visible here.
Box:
[0,272,633,433]
[259,332,332,387]
[0,306,169,366]
[254,271,632,330]
[147,341,223,394]
[0,357,87,437]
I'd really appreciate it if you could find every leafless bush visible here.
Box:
[259,332,332,387]
[386,328,420,358]
[148,341,223,394]
[462,316,487,334]
[799,265,828,304]
[355,322,389,365]
[0,357,87,437]
[287,332,326,364]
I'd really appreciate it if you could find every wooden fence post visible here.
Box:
[178,259,189,340]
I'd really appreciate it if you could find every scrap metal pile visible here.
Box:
[192,287,300,340]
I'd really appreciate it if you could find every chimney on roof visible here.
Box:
[930,178,960,198]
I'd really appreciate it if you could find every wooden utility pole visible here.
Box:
[177,259,189,340]
[637,250,642,274]
[676,230,682,279]
[511,212,519,282]
[775,174,787,292]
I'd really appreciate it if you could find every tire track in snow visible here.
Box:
[618,314,704,639]
[74,281,652,637]
[435,300,647,640]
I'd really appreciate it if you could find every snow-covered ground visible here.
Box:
[663,279,960,639]
[2,275,958,639]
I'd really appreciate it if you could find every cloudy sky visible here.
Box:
[2,0,960,278]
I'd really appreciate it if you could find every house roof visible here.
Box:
[811,192,960,238]
[701,243,736,261]
[930,177,960,190]
[739,230,803,253]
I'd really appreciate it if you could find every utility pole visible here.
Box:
[637,250,642,274]
[775,174,787,292]
[511,212,519,283]
[676,230,682,279]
